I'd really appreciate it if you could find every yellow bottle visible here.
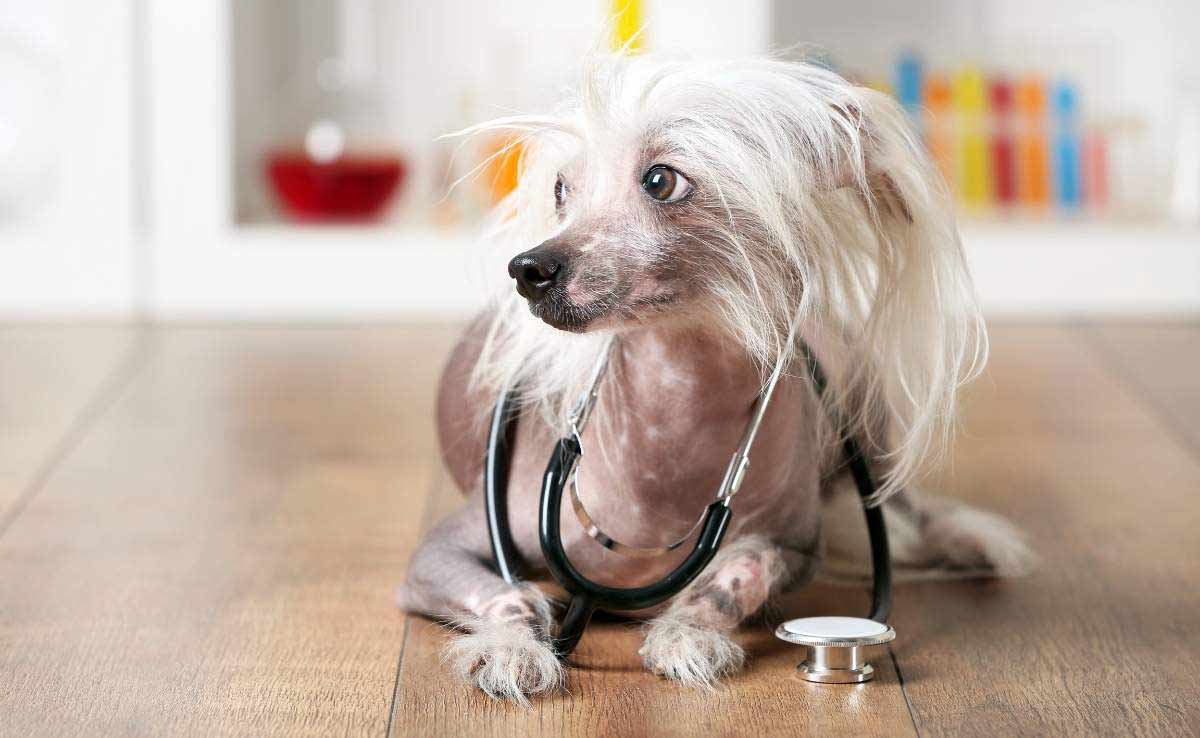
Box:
[611,0,645,52]
[953,67,991,211]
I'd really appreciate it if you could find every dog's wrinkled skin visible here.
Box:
[397,54,1033,703]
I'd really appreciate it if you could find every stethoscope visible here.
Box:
[484,330,895,684]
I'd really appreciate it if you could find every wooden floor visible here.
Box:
[0,323,1197,737]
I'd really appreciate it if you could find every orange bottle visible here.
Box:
[1015,77,1051,209]
[924,75,955,190]
[481,135,525,206]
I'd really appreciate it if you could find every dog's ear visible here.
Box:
[864,171,914,224]
[804,87,984,503]
[825,100,915,223]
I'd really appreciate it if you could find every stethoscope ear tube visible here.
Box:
[799,344,892,623]
[844,435,891,623]
[484,386,523,586]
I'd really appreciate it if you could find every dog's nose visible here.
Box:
[507,250,563,302]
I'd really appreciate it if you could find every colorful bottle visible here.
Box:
[611,0,644,52]
[1052,81,1082,210]
[924,74,955,189]
[1082,127,1109,212]
[1015,77,1051,210]
[895,52,923,123]
[989,79,1017,207]
[481,135,525,206]
[953,67,991,210]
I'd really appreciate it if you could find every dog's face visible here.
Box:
[506,132,722,333]
[499,60,887,336]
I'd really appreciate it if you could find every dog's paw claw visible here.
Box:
[447,620,563,705]
[639,617,744,688]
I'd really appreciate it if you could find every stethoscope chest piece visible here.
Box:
[775,616,896,684]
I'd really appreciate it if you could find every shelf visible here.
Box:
[228,219,1198,251]
[141,220,1199,320]
[230,223,481,251]
[961,221,1200,316]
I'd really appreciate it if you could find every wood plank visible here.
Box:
[0,325,458,736]
[390,472,917,737]
[896,324,1200,736]
[5,322,1196,736]
[1081,322,1200,455]
[0,324,141,522]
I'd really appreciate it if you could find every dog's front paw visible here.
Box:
[447,618,563,705]
[639,615,745,687]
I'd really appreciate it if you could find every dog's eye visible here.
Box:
[554,175,568,211]
[641,165,691,203]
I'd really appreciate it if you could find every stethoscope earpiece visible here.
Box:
[775,616,896,684]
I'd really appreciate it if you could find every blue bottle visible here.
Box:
[1052,81,1082,209]
[895,52,923,121]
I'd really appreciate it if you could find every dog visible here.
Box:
[397,52,1033,704]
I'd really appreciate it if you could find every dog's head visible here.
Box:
[494,56,925,340]
[471,54,985,499]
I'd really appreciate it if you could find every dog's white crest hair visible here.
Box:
[458,52,986,501]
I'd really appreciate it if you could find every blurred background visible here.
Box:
[1,0,1198,321]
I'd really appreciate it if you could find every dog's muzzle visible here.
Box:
[508,249,565,303]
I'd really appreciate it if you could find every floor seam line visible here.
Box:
[891,646,922,738]
[0,330,153,540]
[386,460,446,736]
[384,616,411,738]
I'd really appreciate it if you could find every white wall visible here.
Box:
[0,0,140,317]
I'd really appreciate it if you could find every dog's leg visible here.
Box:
[397,507,562,705]
[821,478,1036,581]
[639,534,803,687]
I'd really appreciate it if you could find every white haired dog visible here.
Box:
[398,53,1032,704]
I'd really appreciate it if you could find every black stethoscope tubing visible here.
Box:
[483,343,890,659]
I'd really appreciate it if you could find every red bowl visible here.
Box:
[266,151,406,222]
